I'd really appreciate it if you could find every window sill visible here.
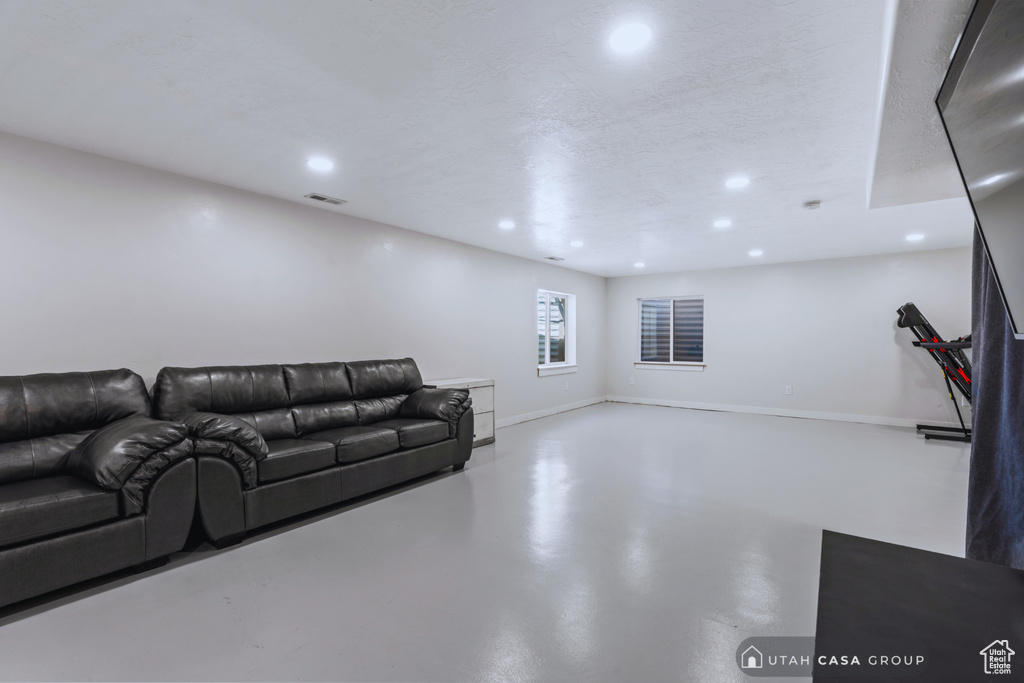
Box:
[538,364,578,377]
[634,362,705,372]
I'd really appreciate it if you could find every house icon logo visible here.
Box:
[980,640,1014,675]
[741,645,763,669]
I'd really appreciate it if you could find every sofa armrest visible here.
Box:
[121,439,194,516]
[400,388,472,437]
[454,409,474,467]
[172,411,268,459]
[67,415,189,494]
[173,411,267,490]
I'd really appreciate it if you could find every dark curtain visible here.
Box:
[967,226,1024,568]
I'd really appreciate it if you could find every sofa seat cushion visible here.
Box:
[258,439,336,484]
[305,426,400,464]
[0,475,121,548]
[373,418,450,449]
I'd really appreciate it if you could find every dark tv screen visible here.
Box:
[937,0,1024,339]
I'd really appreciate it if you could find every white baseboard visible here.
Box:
[604,395,967,430]
[495,397,606,429]
[494,395,968,431]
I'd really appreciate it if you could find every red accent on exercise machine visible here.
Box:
[896,302,972,443]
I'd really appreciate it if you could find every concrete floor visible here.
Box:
[0,403,970,682]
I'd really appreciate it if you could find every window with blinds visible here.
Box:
[639,297,704,364]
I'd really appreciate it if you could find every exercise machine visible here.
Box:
[896,302,972,442]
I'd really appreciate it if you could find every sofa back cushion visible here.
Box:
[233,408,298,440]
[0,369,150,484]
[283,362,352,405]
[354,396,407,424]
[152,365,289,420]
[291,401,359,436]
[346,358,423,399]
[0,433,92,485]
[152,359,425,437]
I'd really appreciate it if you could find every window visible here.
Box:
[637,296,704,367]
[538,290,577,376]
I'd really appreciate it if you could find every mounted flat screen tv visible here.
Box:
[937,0,1024,339]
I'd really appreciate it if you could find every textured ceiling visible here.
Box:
[0,0,976,276]
[869,0,972,209]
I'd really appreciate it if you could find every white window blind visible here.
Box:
[639,297,704,364]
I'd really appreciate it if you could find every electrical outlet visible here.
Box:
[564,381,569,391]
[629,376,635,386]
[785,385,793,395]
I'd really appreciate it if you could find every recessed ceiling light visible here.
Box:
[499,219,515,230]
[570,240,584,247]
[726,176,750,189]
[634,262,646,268]
[609,23,652,53]
[713,218,732,229]
[906,233,925,242]
[748,249,763,257]
[307,157,334,172]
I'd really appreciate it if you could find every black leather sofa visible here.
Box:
[152,358,472,547]
[0,369,196,609]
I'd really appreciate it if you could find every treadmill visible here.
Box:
[896,302,972,442]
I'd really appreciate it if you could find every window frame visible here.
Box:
[635,295,706,371]
[537,289,577,377]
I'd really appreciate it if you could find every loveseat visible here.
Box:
[152,358,472,547]
[0,369,196,609]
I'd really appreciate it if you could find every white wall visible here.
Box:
[0,131,606,424]
[605,248,973,427]
[1,130,974,429]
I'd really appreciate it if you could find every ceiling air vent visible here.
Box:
[305,193,347,206]
[545,256,565,262]
[802,200,821,210]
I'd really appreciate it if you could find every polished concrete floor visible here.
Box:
[0,403,970,682]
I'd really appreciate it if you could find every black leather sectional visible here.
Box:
[0,358,473,609]
[0,369,195,609]
[152,358,473,547]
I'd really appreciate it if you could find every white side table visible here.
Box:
[424,377,494,447]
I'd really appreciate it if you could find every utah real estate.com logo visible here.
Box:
[980,640,1014,675]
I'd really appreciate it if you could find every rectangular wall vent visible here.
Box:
[305,193,347,206]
